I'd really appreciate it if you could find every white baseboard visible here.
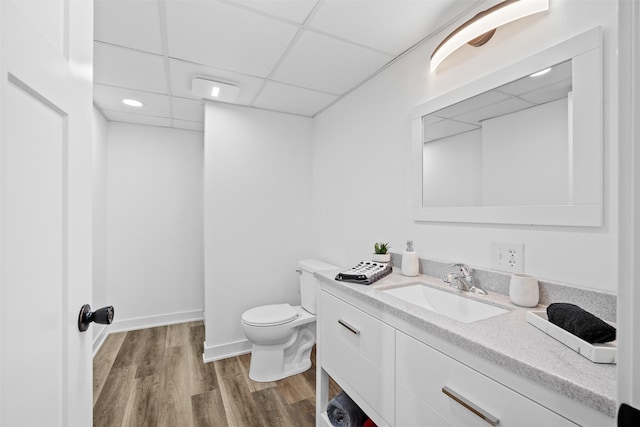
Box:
[203,339,252,363]
[92,310,204,356]
[108,310,204,333]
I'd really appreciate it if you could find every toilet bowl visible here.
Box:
[241,259,336,382]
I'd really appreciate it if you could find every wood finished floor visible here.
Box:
[93,321,340,427]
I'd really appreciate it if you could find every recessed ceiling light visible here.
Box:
[529,67,552,77]
[122,98,144,107]
[192,78,239,102]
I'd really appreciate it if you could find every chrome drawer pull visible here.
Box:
[338,319,360,335]
[442,386,499,426]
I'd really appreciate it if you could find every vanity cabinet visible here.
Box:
[317,288,580,427]
[395,331,577,427]
[319,290,395,427]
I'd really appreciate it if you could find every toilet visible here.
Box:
[241,258,336,382]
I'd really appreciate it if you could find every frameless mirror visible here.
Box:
[412,28,603,226]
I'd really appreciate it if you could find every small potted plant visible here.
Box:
[372,241,391,263]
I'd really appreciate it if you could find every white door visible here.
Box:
[0,1,94,426]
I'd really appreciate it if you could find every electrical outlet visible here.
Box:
[490,241,524,273]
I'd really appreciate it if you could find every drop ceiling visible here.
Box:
[424,60,573,142]
[94,0,476,131]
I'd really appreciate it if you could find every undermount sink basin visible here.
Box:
[382,283,508,323]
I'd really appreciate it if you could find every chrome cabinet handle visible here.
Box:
[337,319,360,335]
[442,386,499,426]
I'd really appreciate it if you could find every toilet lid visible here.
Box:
[242,304,298,327]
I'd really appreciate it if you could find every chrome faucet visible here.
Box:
[444,263,488,295]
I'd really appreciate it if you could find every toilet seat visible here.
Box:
[242,303,298,327]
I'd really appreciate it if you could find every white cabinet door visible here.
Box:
[0,1,94,426]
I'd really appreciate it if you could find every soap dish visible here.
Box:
[526,311,616,364]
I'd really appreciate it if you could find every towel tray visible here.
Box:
[526,311,616,364]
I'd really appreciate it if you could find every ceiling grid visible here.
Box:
[93,0,476,129]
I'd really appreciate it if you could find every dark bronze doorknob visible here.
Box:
[78,304,114,332]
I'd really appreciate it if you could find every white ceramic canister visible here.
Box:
[509,273,539,307]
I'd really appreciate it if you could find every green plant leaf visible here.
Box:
[374,241,390,254]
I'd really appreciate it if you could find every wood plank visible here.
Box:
[277,373,315,405]
[111,327,167,377]
[166,321,202,348]
[93,331,126,406]
[329,376,342,399]
[192,390,229,427]
[120,373,162,427]
[251,387,296,427]
[189,323,206,353]
[93,365,137,427]
[286,397,316,427]
[188,324,220,395]
[135,326,169,378]
[158,346,194,426]
[215,358,264,427]
[94,322,318,427]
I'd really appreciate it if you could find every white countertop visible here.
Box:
[316,268,617,418]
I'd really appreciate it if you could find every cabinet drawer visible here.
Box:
[397,383,454,427]
[396,332,577,427]
[320,290,395,425]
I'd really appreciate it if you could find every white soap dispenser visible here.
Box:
[401,240,419,277]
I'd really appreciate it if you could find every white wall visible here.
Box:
[312,0,618,292]
[423,129,483,207]
[483,98,568,206]
[203,102,313,360]
[107,123,204,329]
[92,107,108,349]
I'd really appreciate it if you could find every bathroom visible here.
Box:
[0,0,637,425]
[93,0,634,424]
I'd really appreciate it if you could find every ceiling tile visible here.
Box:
[433,90,511,119]
[94,84,171,118]
[173,97,204,123]
[454,97,534,125]
[424,118,479,142]
[227,0,319,24]
[309,0,474,55]
[94,43,167,94]
[165,1,299,77]
[519,80,572,105]
[169,59,265,106]
[253,81,338,116]
[173,120,205,132]
[498,60,572,96]
[94,0,163,54]
[102,110,173,128]
[273,30,393,95]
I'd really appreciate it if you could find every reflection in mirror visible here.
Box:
[422,61,572,208]
[412,27,602,226]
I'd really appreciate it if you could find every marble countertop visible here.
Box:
[316,268,616,418]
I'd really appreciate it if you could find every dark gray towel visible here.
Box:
[547,303,616,344]
[327,391,368,427]
[618,403,640,427]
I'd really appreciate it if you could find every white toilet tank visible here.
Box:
[298,259,337,314]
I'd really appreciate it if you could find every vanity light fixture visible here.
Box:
[122,98,144,107]
[529,67,552,77]
[192,77,239,102]
[430,0,549,73]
